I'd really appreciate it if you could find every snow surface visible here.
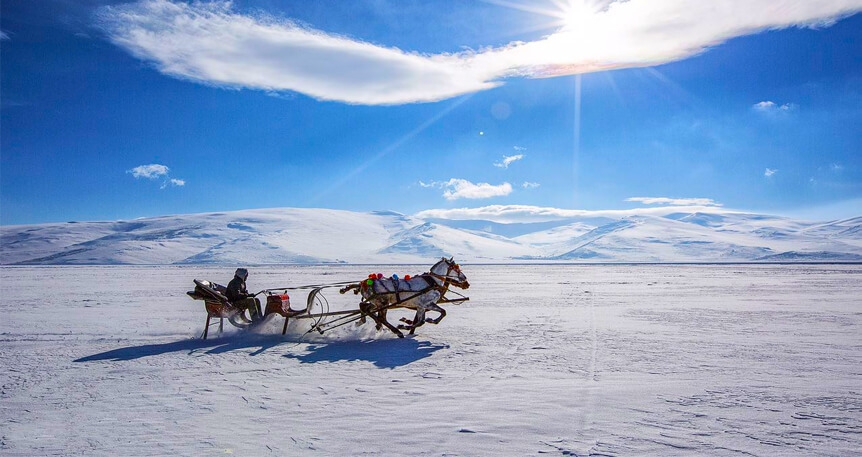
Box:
[2,208,861,264]
[2,264,861,456]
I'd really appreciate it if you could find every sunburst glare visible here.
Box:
[558,0,602,31]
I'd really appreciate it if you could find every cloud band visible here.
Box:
[100,0,862,105]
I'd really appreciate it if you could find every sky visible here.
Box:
[2,0,861,226]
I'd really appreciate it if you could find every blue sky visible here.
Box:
[2,0,861,225]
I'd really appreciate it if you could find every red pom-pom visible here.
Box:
[377,273,383,279]
[405,275,411,280]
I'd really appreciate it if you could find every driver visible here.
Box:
[226,268,262,323]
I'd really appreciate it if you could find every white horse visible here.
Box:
[340,257,469,337]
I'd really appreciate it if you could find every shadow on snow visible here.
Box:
[283,338,448,369]
[74,335,447,368]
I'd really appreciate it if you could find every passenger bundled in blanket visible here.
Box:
[226,268,262,323]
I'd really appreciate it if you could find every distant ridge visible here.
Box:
[1,208,860,265]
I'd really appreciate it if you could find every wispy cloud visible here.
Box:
[421,179,513,200]
[765,168,778,177]
[522,181,540,189]
[494,154,524,169]
[98,0,496,105]
[128,163,186,189]
[0,30,10,41]
[416,204,737,223]
[626,197,721,207]
[128,164,169,179]
[99,0,862,105]
[753,101,798,112]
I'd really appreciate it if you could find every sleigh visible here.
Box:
[187,279,306,338]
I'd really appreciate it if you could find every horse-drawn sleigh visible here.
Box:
[186,257,470,339]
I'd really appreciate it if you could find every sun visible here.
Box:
[558,0,599,31]
[481,0,602,37]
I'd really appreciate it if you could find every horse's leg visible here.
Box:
[375,308,387,331]
[339,283,360,294]
[399,308,426,330]
[361,302,403,338]
[408,309,420,335]
[399,310,418,326]
[358,301,372,325]
[424,303,447,324]
[369,312,404,338]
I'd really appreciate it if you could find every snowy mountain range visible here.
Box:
[1,207,861,264]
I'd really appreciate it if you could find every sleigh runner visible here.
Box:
[186,257,469,339]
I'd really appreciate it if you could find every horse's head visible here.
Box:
[431,257,469,289]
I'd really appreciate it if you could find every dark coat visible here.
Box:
[226,276,248,303]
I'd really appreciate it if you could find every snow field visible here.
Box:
[1,264,860,456]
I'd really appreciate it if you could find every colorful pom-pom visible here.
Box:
[392,274,399,280]
[366,279,374,285]
[405,275,411,280]
[377,273,383,279]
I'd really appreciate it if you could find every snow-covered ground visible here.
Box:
[2,264,861,456]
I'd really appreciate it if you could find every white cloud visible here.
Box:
[830,163,844,172]
[98,0,497,105]
[160,178,186,189]
[493,154,524,169]
[625,197,721,207]
[522,181,540,189]
[415,204,737,223]
[128,163,186,189]
[513,146,527,151]
[753,101,798,112]
[422,178,513,200]
[764,168,778,177]
[0,30,10,41]
[99,0,862,105]
[128,163,170,179]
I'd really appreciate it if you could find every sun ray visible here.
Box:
[643,67,703,109]
[481,0,570,22]
[573,74,582,206]
[602,71,627,108]
[480,0,604,40]
[308,94,475,205]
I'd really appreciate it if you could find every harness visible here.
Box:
[427,261,468,289]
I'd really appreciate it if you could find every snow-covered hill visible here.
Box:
[1,208,860,264]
